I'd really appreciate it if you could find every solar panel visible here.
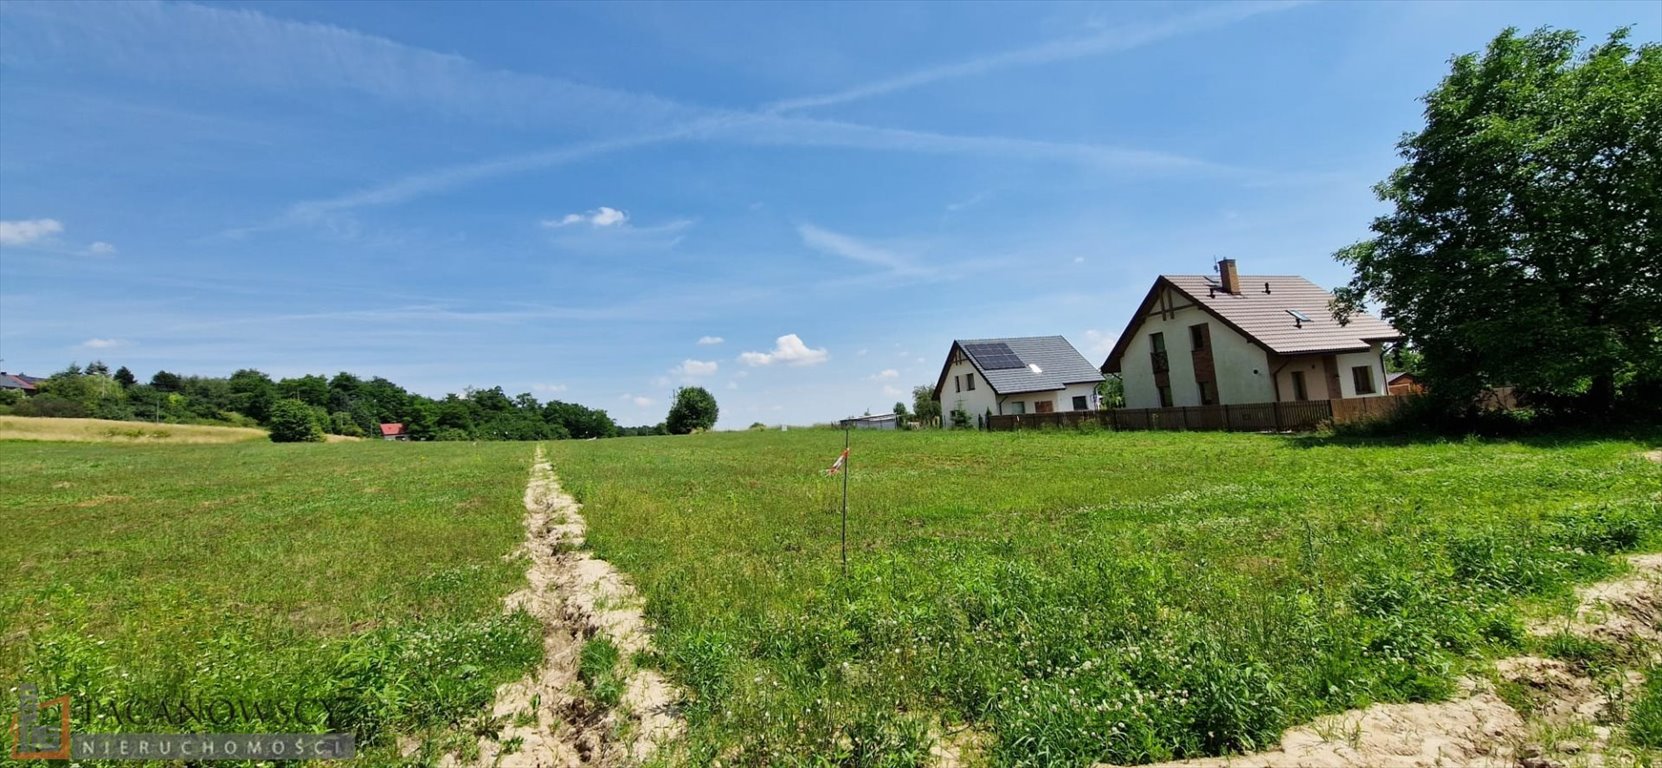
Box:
[963,342,1026,370]
[1286,309,1312,323]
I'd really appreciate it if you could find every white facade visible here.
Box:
[1119,286,1390,408]
[939,355,1100,430]
[1120,286,1274,408]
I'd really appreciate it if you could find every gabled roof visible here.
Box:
[0,373,40,391]
[379,422,405,436]
[1102,275,1402,373]
[935,336,1104,399]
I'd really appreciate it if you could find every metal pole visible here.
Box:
[841,425,849,578]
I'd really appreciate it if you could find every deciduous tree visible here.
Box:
[666,386,718,434]
[1333,27,1661,415]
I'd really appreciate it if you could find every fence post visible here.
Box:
[1273,401,1283,431]
[1221,404,1231,432]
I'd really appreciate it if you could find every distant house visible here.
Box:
[1100,259,1403,409]
[839,413,898,430]
[1386,371,1424,396]
[0,372,41,396]
[378,422,408,441]
[934,336,1105,429]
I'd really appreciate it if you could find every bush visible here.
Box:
[267,398,324,443]
[666,387,719,434]
[11,395,90,419]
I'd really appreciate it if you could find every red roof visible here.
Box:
[379,423,405,436]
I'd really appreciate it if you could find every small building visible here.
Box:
[0,372,41,395]
[838,413,898,430]
[1100,259,1402,408]
[933,336,1106,429]
[378,422,408,441]
[1386,371,1424,396]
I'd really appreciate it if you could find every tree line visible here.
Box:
[0,361,667,442]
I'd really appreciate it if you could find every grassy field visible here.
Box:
[0,440,538,766]
[2,429,1657,767]
[544,428,1662,767]
[0,415,270,443]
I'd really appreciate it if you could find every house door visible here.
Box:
[1290,371,1308,401]
[1034,400,1055,414]
[1323,355,1342,399]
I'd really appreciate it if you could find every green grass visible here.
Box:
[0,440,541,765]
[579,637,625,709]
[1629,668,1662,750]
[543,428,1662,767]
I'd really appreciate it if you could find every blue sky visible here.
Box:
[1,1,1655,428]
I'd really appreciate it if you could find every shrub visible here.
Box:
[666,387,719,434]
[267,398,324,443]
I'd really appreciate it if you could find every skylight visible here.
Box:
[1028,363,1043,374]
[1286,309,1312,322]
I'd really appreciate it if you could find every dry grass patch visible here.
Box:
[0,415,267,443]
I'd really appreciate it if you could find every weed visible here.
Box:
[579,637,625,709]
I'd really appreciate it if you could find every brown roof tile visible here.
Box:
[1103,275,1401,372]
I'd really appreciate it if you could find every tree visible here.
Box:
[278,374,330,408]
[1097,377,1125,409]
[113,366,137,389]
[665,387,718,434]
[229,369,278,423]
[150,370,183,393]
[268,398,324,442]
[1333,27,1661,415]
[911,385,942,428]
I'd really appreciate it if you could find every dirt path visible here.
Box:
[472,448,684,768]
[1102,554,1662,768]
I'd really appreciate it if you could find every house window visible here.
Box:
[1007,401,1026,415]
[1352,365,1376,395]
[1189,324,1207,350]
[966,372,975,391]
[1197,380,1216,405]
[1035,400,1054,414]
[1291,371,1308,401]
[1157,385,1173,408]
[1149,332,1168,372]
[1072,395,1088,411]
[954,375,960,393]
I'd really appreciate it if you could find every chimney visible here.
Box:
[1219,258,1240,295]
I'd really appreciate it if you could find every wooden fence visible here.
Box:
[986,395,1411,433]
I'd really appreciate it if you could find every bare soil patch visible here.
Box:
[472,448,684,767]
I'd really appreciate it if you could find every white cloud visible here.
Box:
[675,359,719,377]
[762,2,1304,113]
[797,223,921,275]
[0,218,64,246]
[542,206,628,228]
[697,336,724,346]
[87,241,118,255]
[1073,256,1085,264]
[870,369,899,380]
[1081,329,1118,357]
[882,385,906,397]
[533,383,568,394]
[632,396,654,408]
[80,337,125,349]
[738,334,829,367]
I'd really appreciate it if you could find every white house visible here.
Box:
[1100,260,1402,409]
[839,413,898,430]
[934,336,1105,429]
